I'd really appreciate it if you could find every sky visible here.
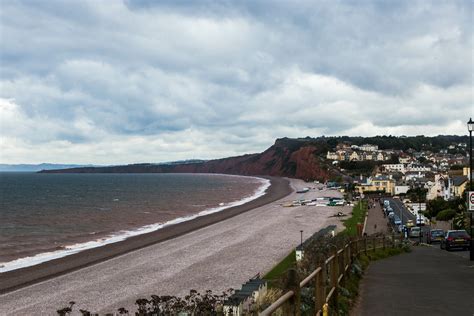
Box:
[0,0,472,164]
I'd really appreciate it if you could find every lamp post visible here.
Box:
[300,230,303,250]
[468,118,473,261]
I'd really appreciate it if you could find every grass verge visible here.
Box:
[263,250,296,280]
[340,200,367,237]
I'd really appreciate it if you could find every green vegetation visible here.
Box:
[436,209,456,221]
[427,196,465,219]
[340,200,367,237]
[405,187,428,203]
[323,135,468,152]
[339,161,380,176]
[263,250,296,281]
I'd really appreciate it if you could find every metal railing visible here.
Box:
[260,234,401,316]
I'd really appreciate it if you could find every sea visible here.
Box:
[0,173,270,272]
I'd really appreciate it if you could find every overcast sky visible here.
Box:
[0,0,472,164]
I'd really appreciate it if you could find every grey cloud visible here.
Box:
[0,0,472,163]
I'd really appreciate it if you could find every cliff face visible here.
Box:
[41,138,330,181]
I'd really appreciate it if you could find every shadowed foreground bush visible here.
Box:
[57,289,234,316]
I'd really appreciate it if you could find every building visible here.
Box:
[360,144,378,152]
[394,185,410,195]
[399,156,412,164]
[350,151,360,161]
[406,163,431,173]
[451,176,468,198]
[404,172,425,181]
[425,174,448,200]
[383,163,406,173]
[355,175,395,195]
[326,151,338,160]
[463,167,472,180]
[224,278,267,316]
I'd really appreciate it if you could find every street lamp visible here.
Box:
[300,230,303,249]
[468,118,473,261]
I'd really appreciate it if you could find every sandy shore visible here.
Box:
[0,177,351,315]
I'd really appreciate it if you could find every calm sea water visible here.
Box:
[0,173,268,271]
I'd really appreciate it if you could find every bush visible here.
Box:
[436,209,456,221]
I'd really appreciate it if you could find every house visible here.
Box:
[350,151,360,161]
[355,175,395,195]
[399,156,412,164]
[383,163,406,173]
[425,174,448,200]
[406,163,431,173]
[326,151,338,160]
[451,176,468,198]
[376,152,386,161]
[463,167,472,180]
[394,185,410,195]
[404,172,425,181]
[361,152,374,160]
[224,278,267,316]
[360,144,378,152]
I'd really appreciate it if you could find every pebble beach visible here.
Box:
[0,177,351,315]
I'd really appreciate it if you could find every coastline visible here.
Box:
[0,176,291,294]
[0,174,271,273]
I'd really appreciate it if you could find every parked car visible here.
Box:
[410,227,421,238]
[416,217,425,226]
[393,216,402,225]
[440,230,471,251]
[427,229,445,244]
[406,220,414,228]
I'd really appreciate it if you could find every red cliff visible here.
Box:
[41,138,330,181]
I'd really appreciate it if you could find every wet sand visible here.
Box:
[0,178,351,315]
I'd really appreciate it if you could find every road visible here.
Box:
[354,245,474,315]
[381,198,433,239]
[426,242,471,259]
[384,197,415,225]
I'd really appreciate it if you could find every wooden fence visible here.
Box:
[260,234,402,316]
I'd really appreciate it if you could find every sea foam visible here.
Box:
[0,175,271,273]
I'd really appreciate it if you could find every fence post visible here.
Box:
[315,263,325,314]
[364,237,368,255]
[283,268,301,316]
[372,236,376,251]
[331,251,339,309]
[392,233,395,248]
[339,248,346,287]
[383,235,386,250]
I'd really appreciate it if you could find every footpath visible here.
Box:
[353,246,474,315]
[364,200,389,235]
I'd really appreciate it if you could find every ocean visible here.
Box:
[0,173,269,272]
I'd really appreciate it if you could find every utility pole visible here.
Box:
[468,118,473,261]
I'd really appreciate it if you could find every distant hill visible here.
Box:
[38,135,469,180]
[0,163,99,172]
[40,138,332,181]
[323,135,469,151]
[0,163,97,172]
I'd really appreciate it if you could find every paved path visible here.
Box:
[354,246,474,316]
[364,200,389,235]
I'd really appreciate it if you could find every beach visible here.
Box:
[0,177,351,315]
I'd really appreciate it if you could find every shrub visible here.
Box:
[436,209,456,221]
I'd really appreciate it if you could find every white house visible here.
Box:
[360,144,378,152]
[394,185,410,195]
[406,163,431,173]
[383,163,406,173]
